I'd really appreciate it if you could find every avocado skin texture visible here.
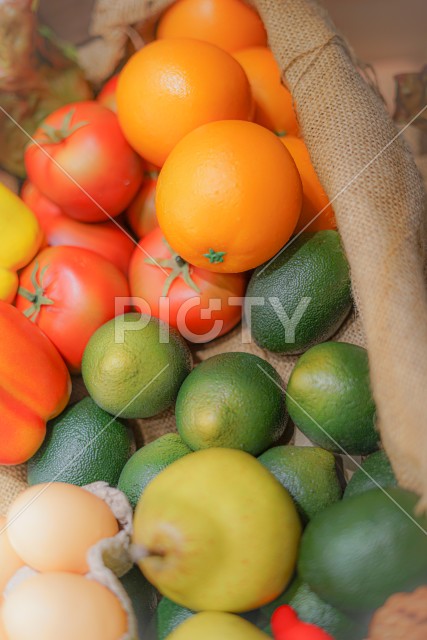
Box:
[245,230,352,354]
[298,487,427,612]
[28,397,132,487]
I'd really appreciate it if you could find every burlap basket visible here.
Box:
[1,0,426,526]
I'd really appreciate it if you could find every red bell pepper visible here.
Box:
[272,606,333,640]
[0,302,71,465]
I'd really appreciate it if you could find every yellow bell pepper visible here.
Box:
[0,183,42,303]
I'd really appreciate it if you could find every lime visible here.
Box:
[286,341,378,455]
[82,313,192,419]
[258,446,342,522]
[118,433,191,508]
[344,450,396,499]
[175,352,288,455]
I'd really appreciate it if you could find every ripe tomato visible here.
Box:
[129,227,247,343]
[25,101,144,223]
[97,74,119,112]
[21,181,135,275]
[125,170,159,239]
[15,246,130,372]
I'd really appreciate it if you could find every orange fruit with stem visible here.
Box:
[156,120,303,273]
[233,46,299,136]
[280,135,336,234]
[156,0,267,52]
[116,38,253,167]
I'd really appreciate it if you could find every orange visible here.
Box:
[157,0,267,53]
[280,135,336,234]
[233,46,299,136]
[156,120,302,273]
[116,38,253,167]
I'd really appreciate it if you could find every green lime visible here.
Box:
[344,450,397,499]
[258,446,342,522]
[175,352,288,455]
[245,230,352,354]
[286,341,378,455]
[298,487,427,612]
[118,434,192,509]
[82,313,192,419]
[27,397,132,487]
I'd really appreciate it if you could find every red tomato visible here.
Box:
[125,171,159,239]
[129,227,247,343]
[97,74,119,112]
[21,181,135,274]
[25,101,144,223]
[15,246,130,372]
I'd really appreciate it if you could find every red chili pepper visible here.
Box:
[272,605,334,640]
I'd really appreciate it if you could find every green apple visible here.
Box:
[165,611,270,639]
[132,448,301,612]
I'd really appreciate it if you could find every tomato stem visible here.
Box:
[38,108,89,144]
[144,237,201,297]
[17,261,54,322]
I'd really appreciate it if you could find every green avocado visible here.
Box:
[298,487,427,612]
[245,230,352,354]
[28,397,132,487]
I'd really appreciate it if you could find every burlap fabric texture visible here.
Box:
[1,0,426,516]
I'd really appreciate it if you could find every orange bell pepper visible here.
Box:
[0,302,71,465]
